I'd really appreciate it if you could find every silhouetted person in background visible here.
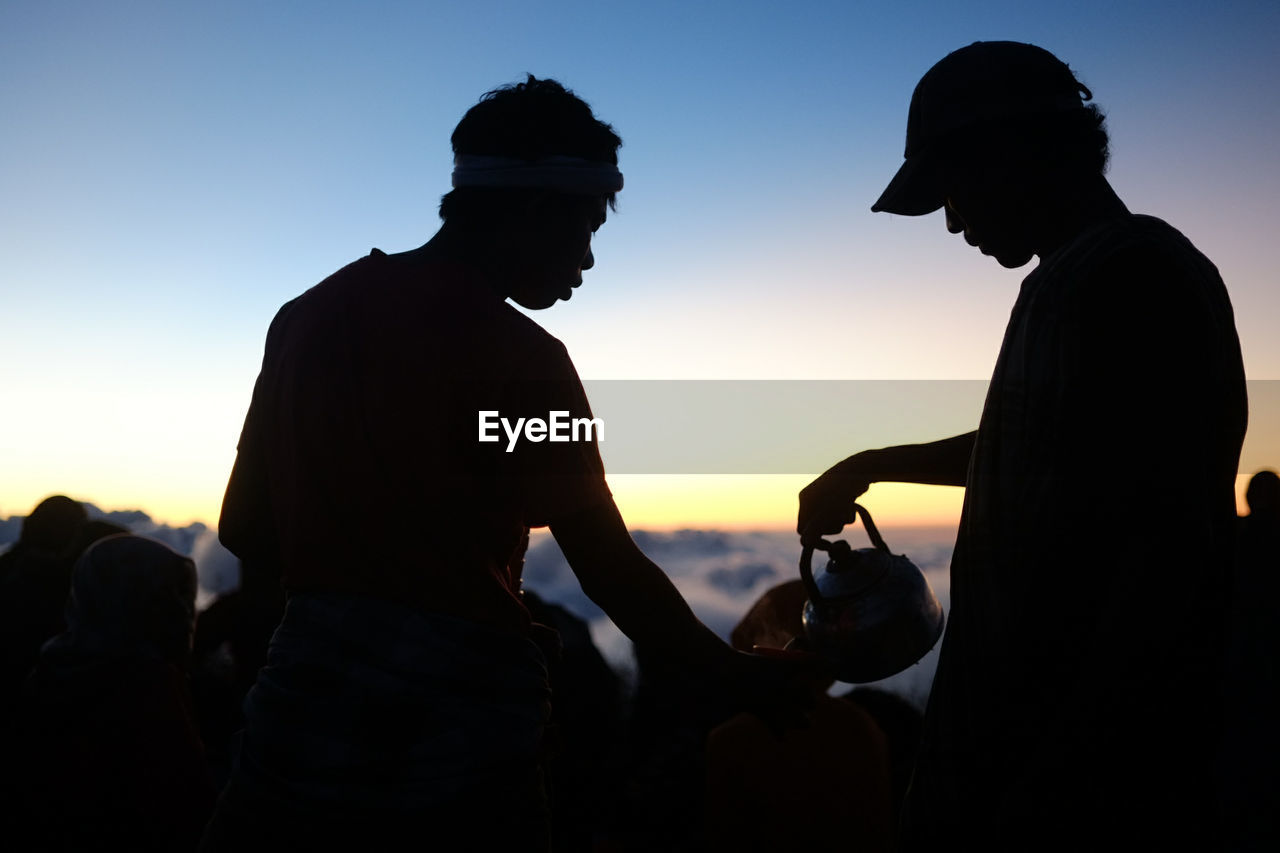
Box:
[1241,469,1280,531]
[204,76,815,851]
[704,580,893,853]
[1,534,215,851]
[1219,468,1280,849]
[0,496,86,564]
[798,42,1247,849]
[0,494,88,721]
[69,518,132,557]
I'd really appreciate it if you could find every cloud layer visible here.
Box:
[0,502,241,610]
[522,525,955,707]
[1,502,956,705]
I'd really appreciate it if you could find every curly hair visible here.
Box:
[439,75,622,223]
[942,102,1111,179]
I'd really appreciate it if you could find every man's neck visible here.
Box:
[392,223,511,299]
[1035,174,1130,259]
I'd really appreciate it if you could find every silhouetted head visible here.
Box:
[68,519,130,562]
[19,495,88,555]
[1245,469,1280,518]
[874,42,1110,268]
[731,579,808,653]
[50,534,198,668]
[438,76,622,309]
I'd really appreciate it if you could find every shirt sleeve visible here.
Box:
[217,300,296,562]
[500,336,612,528]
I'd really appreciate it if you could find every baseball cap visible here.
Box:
[872,41,1093,216]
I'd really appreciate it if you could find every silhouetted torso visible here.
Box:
[906,214,1247,848]
[223,250,608,633]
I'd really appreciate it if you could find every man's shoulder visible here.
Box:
[1040,213,1224,306]
[296,249,397,306]
[266,250,572,368]
[265,251,386,327]
[1050,214,1243,370]
[1071,214,1215,272]
[1111,213,1210,257]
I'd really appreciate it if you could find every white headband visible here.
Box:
[451,154,623,194]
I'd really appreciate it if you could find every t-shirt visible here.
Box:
[219,250,611,634]
[903,215,1247,848]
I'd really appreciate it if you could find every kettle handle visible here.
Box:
[798,503,891,605]
[799,541,823,604]
[852,503,891,553]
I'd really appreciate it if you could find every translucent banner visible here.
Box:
[566,379,1279,476]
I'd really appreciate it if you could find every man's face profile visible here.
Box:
[507,194,608,311]
[941,151,1038,269]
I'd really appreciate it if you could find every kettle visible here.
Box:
[799,504,945,683]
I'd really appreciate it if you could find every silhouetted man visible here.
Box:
[798,42,1247,849]
[206,77,811,851]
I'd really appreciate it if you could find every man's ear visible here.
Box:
[521,189,562,217]
[505,191,562,239]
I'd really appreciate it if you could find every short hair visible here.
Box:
[20,495,87,553]
[439,75,622,224]
[1246,469,1280,516]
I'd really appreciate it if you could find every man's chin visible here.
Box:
[510,280,580,311]
[554,281,582,304]
[995,252,1034,269]
[511,293,559,311]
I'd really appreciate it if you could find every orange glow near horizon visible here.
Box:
[599,475,965,531]
[0,474,1265,535]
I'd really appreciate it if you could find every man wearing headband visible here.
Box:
[205,76,815,850]
[798,43,1246,848]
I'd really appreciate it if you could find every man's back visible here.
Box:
[906,213,1246,848]
[222,250,607,632]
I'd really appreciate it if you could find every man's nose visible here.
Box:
[581,246,595,271]
[945,204,964,235]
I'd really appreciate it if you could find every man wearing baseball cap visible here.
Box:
[799,42,1247,848]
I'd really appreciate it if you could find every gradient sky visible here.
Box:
[3,0,1277,529]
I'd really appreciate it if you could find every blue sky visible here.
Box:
[2,0,1277,526]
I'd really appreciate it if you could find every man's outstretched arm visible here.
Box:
[552,499,748,667]
[550,498,820,724]
[797,431,976,538]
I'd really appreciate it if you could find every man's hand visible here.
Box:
[797,456,872,542]
[798,434,977,540]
